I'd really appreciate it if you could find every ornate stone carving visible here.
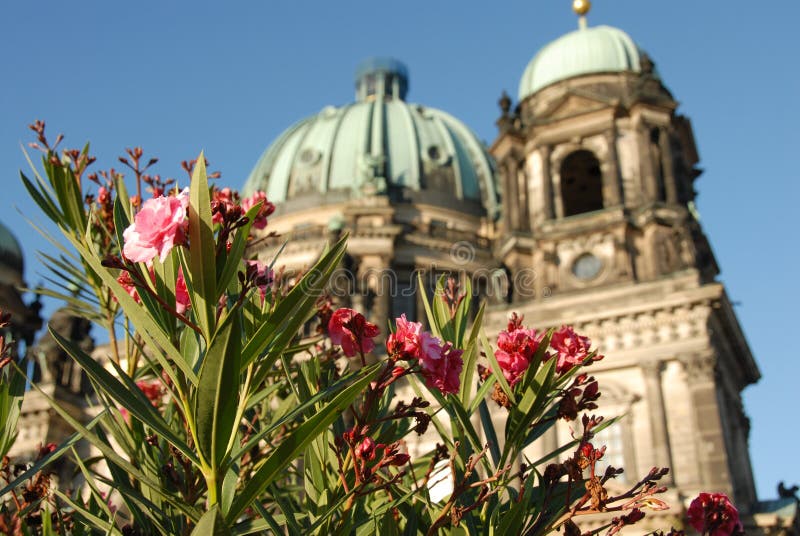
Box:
[679,353,717,382]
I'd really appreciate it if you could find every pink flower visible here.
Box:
[117,271,141,303]
[136,380,164,407]
[211,187,236,225]
[355,437,377,461]
[175,268,191,315]
[387,314,424,359]
[328,308,380,358]
[550,326,596,374]
[494,324,541,386]
[387,315,463,395]
[687,492,742,535]
[123,188,189,264]
[495,350,529,386]
[246,259,274,304]
[97,186,111,205]
[241,190,275,230]
[421,342,463,395]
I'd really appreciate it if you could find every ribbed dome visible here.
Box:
[243,58,499,217]
[0,221,23,274]
[518,25,650,100]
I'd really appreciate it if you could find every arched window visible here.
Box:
[560,150,604,217]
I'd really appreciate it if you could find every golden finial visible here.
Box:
[572,0,591,16]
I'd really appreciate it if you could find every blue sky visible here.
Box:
[1,1,797,499]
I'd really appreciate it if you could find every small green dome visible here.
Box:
[518,25,649,100]
[0,221,23,274]
[243,58,499,217]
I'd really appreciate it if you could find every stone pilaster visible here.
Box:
[679,353,733,495]
[603,130,624,207]
[641,360,674,484]
[659,129,678,204]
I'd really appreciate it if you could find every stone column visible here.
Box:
[550,151,564,219]
[604,130,624,207]
[635,122,658,202]
[641,360,674,484]
[540,146,554,221]
[679,353,733,495]
[516,163,530,231]
[659,129,678,204]
[506,157,521,230]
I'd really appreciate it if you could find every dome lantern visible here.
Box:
[355,57,409,102]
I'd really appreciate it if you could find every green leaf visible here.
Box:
[458,302,484,405]
[52,490,120,534]
[0,357,26,458]
[417,273,440,339]
[187,153,217,341]
[195,312,241,469]
[478,399,501,467]
[241,235,347,372]
[24,379,200,522]
[48,328,198,465]
[66,233,197,384]
[226,365,379,523]
[0,425,87,498]
[481,330,514,404]
[20,170,61,222]
[233,369,363,462]
[192,506,230,536]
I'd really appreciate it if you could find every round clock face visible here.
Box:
[572,253,603,280]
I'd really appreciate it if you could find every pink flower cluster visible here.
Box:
[494,315,601,385]
[328,308,380,358]
[550,325,599,374]
[495,322,542,386]
[123,188,189,264]
[241,190,275,230]
[687,492,742,536]
[211,188,275,230]
[388,315,463,395]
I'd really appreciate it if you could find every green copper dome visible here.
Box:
[243,58,499,217]
[0,221,23,274]
[518,25,650,100]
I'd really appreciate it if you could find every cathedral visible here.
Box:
[2,1,796,533]
[240,1,795,532]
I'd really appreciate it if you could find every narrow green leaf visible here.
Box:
[481,330,514,404]
[52,490,120,534]
[20,170,61,222]
[192,506,230,536]
[479,399,501,466]
[241,235,347,371]
[66,234,197,384]
[24,379,200,521]
[187,153,217,341]
[0,358,26,458]
[0,426,88,499]
[226,366,379,523]
[458,302,484,405]
[416,273,440,338]
[195,312,241,469]
[49,328,198,465]
[233,369,365,462]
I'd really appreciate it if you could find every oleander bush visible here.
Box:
[0,123,743,535]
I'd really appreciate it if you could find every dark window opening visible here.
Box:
[560,150,604,217]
